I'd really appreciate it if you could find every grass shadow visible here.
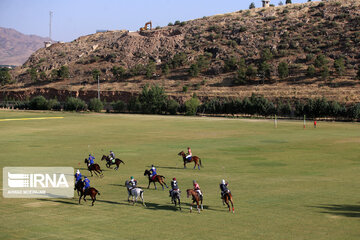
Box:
[309,204,360,218]
[145,202,180,212]
[97,199,128,206]
[37,198,78,205]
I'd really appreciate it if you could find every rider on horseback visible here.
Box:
[88,154,95,167]
[74,169,82,184]
[220,179,230,199]
[129,176,137,189]
[169,177,180,197]
[83,176,90,193]
[193,180,203,198]
[186,147,192,162]
[109,151,115,162]
[150,165,157,180]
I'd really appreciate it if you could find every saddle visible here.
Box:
[151,175,157,181]
[111,159,116,164]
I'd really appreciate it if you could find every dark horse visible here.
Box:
[171,190,181,211]
[144,169,168,190]
[186,189,203,213]
[222,190,235,213]
[84,158,103,177]
[75,180,100,206]
[178,151,202,170]
[101,155,125,170]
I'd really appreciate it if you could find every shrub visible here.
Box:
[168,22,173,26]
[185,96,200,115]
[145,61,156,78]
[47,99,61,110]
[64,97,87,111]
[246,65,257,80]
[138,84,168,114]
[0,68,12,85]
[348,103,360,119]
[286,0,292,4]
[112,100,126,112]
[88,98,103,112]
[127,96,142,112]
[314,54,328,68]
[129,64,145,76]
[249,2,255,9]
[166,99,179,115]
[306,65,316,77]
[171,53,187,69]
[162,64,170,75]
[92,69,101,81]
[29,96,48,110]
[261,48,273,62]
[334,58,345,76]
[28,68,38,82]
[58,66,70,79]
[182,85,188,93]
[258,61,271,83]
[112,66,126,80]
[278,62,289,79]
[189,64,199,77]
[174,20,181,25]
[223,56,238,72]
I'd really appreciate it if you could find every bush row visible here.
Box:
[1,93,359,120]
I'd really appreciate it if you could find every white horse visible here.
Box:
[125,180,146,207]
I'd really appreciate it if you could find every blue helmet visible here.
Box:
[84,176,87,179]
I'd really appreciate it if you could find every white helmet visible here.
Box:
[76,169,80,174]
[221,179,225,185]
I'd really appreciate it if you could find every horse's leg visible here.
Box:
[201,198,203,211]
[141,191,146,207]
[78,193,82,204]
[190,201,193,213]
[230,197,235,213]
[178,197,181,211]
[147,181,151,189]
[194,161,196,169]
[184,160,186,168]
[163,179,168,188]
[153,181,157,190]
[91,194,95,206]
[127,191,130,202]
[198,161,200,170]
[159,180,164,190]
[196,200,200,213]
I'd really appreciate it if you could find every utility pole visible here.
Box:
[97,75,100,100]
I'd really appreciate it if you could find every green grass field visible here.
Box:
[0,110,359,240]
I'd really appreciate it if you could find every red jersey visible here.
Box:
[193,183,200,190]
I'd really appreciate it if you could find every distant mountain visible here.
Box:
[0,27,50,66]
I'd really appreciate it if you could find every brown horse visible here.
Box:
[101,155,125,170]
[76,180,100,206]
[222,190,234,213]
[144,169,168,190]
[84,158,103,177]
[178,151,202,170]
[186,189,203,213]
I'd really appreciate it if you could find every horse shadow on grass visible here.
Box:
[79,167,108,172]
[37,198,78,205]
[155,166,184,170]
[308,204,360,218]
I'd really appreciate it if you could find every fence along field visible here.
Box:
[0,110,359,240]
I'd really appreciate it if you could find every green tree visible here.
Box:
[306,65,316,77]
[146,61,156,78]
[278,62,289,79]
[39,71,47,81]
[249,2,255,9]
[321,65,330,80]
[51,69,59,81]
[58,66,69,79]
[171,53,187,69]
[246,64,257,80]
[166,99,179,115]
[29,96,48,110]
[28,68,38,82]
[0,68,12,85]
[189,64,200,77]
[224,56,238,72]
[314,54,328,68]
[112,66,126,80]
[258,61,271,83]
[88,98,103,112]
[162,64,170,75]
[334,58,345,76]
[260,48,273,62]
[235,59,247,84]
[185,96,200,116]
[138,84,168,114]
[112,100,126,112]
[286,0,292,4]
[196,55,210,70]
[92,69,101,81]
[64,97,87,111]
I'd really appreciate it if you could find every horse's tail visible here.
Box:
[120,159,125,164]
[199,158,203,167]
[96,189,100,195]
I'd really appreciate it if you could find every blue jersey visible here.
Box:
[84,178,90,188]
[75,173,82,181]
[89,155,95,165]
[151,168,157,176]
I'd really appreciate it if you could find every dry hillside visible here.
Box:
[2,0,360,104]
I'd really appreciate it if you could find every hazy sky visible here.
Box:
[0,0,310,42]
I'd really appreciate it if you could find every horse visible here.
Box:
[125,180,146,206]
[178,151,202,170]
[76,180,100,206]
[84,158,103,177]
[186,189,203,213]
[74,180,83,196]
[170,190,181,211]
[101,155,125,170]
[144,169,168,190]
[222,190,235,213]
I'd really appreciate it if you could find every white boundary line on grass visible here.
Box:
[0,117,64,122]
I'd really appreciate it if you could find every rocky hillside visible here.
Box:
[0,27,50,66]
[2,0,360,104]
